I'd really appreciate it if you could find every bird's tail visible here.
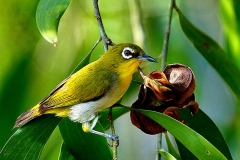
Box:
[14,104,42,128]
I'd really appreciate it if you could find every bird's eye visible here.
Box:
[122,47,134,59]
[124,50,132,56]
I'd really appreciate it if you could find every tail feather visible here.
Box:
[14,104,41,128]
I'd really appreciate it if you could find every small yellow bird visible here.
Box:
[14,43,157,139]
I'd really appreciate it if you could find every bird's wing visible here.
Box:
[38,76,70,104]
[38,67,113,111]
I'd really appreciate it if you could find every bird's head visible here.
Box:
[100,43,157,73]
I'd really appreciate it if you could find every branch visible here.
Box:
[160,0,175,70]
[92,0,114,51]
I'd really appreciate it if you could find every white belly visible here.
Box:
[68,82,128,123]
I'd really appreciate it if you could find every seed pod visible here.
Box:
[163,63,196,104]
[130,64,199,134]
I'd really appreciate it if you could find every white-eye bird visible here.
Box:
[14,43,157,139]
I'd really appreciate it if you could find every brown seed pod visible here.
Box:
[130,64,199,135]
[163,63,196,104]
[130,85,167,134]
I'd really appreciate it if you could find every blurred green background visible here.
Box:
[0,0,239,159]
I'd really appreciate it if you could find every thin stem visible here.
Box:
[160,0,175,70]
[92,1,117,158]
[92,0,114,51]
[172,0,179,12]
[156,134,163,160]
[156,1,175,159]
[108,107,118,160]
[70,37,101,75]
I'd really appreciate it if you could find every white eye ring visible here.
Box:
[122,47,134,59]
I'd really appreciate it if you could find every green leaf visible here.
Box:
[36,0,71,44]
[59,142,76,160]
[0,115,61,160]
[58,105,128,159]
[220,0,240,62]
[158,149,177,160]
[71,48,93,74]
[138,109,227,160]
[175,6,240,100]
[176,109,233,160]
[58,118,112,160]
[164,132,181,160]
[0,42,94,159]
[176,141,197,160]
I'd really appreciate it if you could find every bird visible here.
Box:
[14,43,157,140]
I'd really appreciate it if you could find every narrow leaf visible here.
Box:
[59,118,112,160]
[138,109,227,160]
[220,0,240,62]
[175,6,240,100]
[158,149,177,160]
[176,141,197,160]
[164,132,181,160]
[176,109,233,160]
[71,48,93,74]
[59,142,76,160]
[36,0,71,44]
[0,115,61,160]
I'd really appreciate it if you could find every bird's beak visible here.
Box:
[137,54,158,63]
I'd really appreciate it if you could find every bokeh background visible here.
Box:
[0,0,239,159]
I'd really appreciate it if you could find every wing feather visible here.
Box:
[38,62,113,111]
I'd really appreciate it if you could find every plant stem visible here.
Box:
[156,134,162,160]
[156,1,175,160]
[71,37,101,75]
[92,0,114,51]
[108,107,118,160]
[160,0,175,70]
[92,1,118,158]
